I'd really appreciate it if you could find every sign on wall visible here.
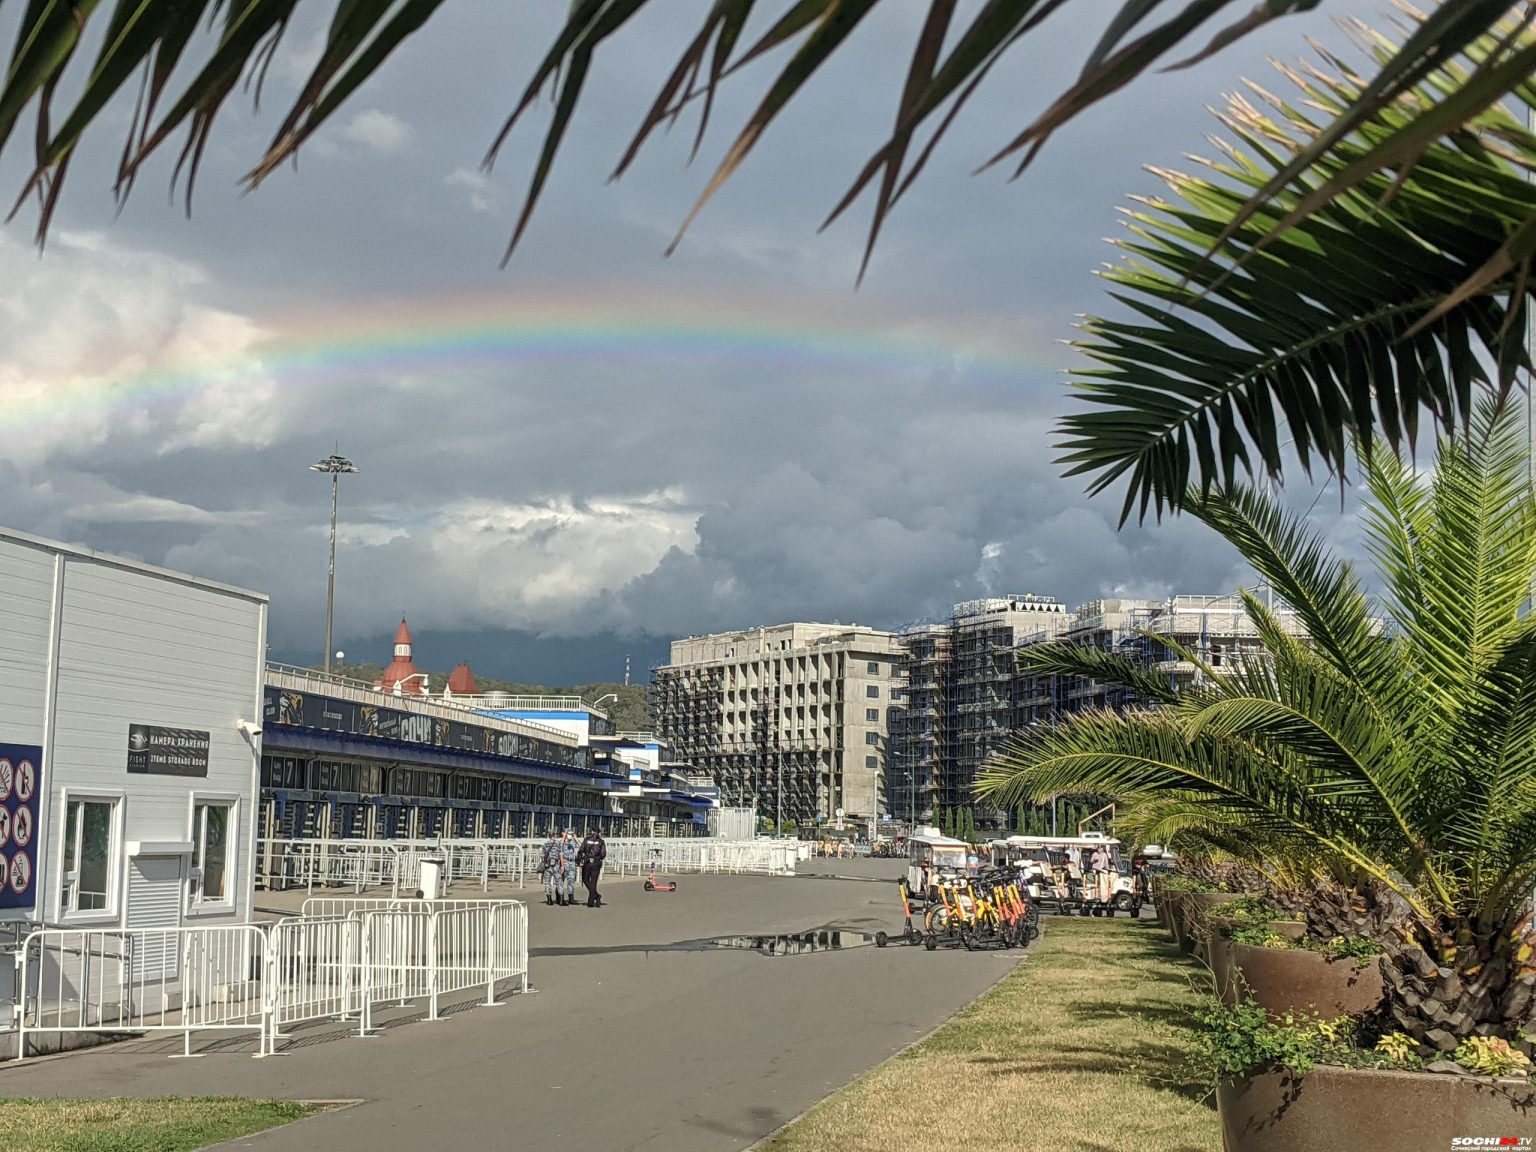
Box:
[0,742,42,911]
[126,724,210,778]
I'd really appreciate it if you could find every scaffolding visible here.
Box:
[893,625,947,825]
[651,656,830,827]
[649,664,727,797]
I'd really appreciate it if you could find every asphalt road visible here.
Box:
[0,863,1023,1152]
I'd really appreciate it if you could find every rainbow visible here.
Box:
[2,287,1055,436]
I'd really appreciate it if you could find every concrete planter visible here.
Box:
[1166,893,1194,952]
[1218,1064,1535,1152]
[1230,940,1386,1019]
[1213,920,1306,1005]
[1189,892,1248,965]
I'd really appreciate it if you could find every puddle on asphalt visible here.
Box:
[701,930,878,954]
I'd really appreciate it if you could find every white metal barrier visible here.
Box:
[356,902,527,1034]
[256,839,532,893]
[265,915,358,1036]
[257,835,795,896]
[16,925,270,1059]
[11,902,529,1059]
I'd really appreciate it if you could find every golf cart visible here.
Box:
[992,834,1144,917]
[904,828,971,903]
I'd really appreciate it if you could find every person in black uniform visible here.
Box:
[577,828,607,907]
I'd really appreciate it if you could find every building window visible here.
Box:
[62,797,118,915]
[865,708,879,722]
[865,731,879,745]
[865,755,879,770]
[192,800,235,907]
[866,685,880,698]
[867,661,880,674]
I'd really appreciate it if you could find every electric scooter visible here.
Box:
[643,862,678,892]
[875,881,924,947]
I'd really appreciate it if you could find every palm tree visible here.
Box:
[977,403,1536,1053]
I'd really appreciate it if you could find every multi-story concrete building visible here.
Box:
[893,596,1072,825]
[1015,594,1309,723]
[650,623,905,826]
[1014,597,1161,722]
[897,593,1309,828]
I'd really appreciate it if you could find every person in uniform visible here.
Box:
[557,829,580,906]
[577,828,607,907]
[538,830,561,905]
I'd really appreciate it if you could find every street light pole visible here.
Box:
[309,454,358,676]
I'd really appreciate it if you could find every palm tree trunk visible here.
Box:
[1382,912,1536,1053]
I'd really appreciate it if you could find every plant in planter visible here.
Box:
[983,395,1536,1060]
[1195,998,1534,1151]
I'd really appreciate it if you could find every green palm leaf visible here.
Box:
[983,403,1536,946]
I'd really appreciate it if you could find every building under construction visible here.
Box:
[899,592,1309,828]
[650,623,905,826]
[894,596,1072,826]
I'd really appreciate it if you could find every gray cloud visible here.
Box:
[0,1,1380,677]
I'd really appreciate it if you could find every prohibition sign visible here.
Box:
[10,852,30,895]
[15,759,34,803]
[12,806,31,848]
[0,759,11,803]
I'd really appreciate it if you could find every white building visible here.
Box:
[0,528,267,942]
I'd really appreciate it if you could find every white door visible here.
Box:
[126,855,184,981]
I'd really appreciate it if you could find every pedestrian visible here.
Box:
[1089,842,1112,904]
[557,829,580,906]
[578,827,607,907]
[538,829,561,905]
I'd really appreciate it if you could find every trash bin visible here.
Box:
[418,857,444,900]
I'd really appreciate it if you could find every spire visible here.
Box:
[376,616,427,695]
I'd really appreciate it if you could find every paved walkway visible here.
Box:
[0,863,1022,1152]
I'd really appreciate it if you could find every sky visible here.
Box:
[0,1,1378,683]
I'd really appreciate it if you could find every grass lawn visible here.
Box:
[0,1097,320,1151]
[763,916,1218,1152]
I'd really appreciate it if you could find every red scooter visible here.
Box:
[643,858,677,892]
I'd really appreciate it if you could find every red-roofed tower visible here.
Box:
[446,662,479,697]
[376,617,429,695]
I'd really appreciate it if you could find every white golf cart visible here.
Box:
[990,833,1144,917]
[904,828,972,902]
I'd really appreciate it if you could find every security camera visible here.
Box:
[236,719,263,739]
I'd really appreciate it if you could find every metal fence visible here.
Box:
[255,836,801,894]
[16,925,270,1058]
[11,900,529,1059]
[255,839,532,894]
[356,903,525,1033]
[266,914,357,1038]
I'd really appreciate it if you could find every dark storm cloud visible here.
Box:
[0,1,1378,678]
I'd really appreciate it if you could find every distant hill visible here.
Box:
[314,662,651,732]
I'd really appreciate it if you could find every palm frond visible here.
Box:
[1393,401,1536,702]
[1016,640,1183,706]
[1437,625,1536,912]
[3,3,1535,339]
[978,709,1426,913]
[1186,486,1397,702]
[1060,19,1536,520]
